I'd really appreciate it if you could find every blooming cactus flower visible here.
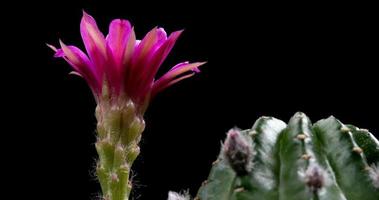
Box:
[49,11,205,109]
[49,12,205,200]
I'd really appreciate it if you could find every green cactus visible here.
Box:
[195,112,379,200]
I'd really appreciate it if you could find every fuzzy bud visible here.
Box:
[167,191,190,200]
[223,128,254,176]
[304,164,327,192]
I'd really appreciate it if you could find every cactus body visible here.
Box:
[196,113,379,200]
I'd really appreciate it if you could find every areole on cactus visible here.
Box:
[195,112,379,200]
[49,11,205,200]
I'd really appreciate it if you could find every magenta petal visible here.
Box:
[122,27,136,65]
[106,19,132,65]
[127,27,161,98]
[105,19,133,94]
[138,30,183,88]
[145,30,183,77]
[59,40,91,71]
[156,62,203,84]
[170,61,189,71]
[133,31,184,100]
[153,28,168,50]
[160,30,183,61]
[58,40,101,93]
[154,73,195,95]
[151,61,205,97]
[132,27,159,63]
[80,11,106,54]
[80,11,107,77]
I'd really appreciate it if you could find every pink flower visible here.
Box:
[49,11,205,107]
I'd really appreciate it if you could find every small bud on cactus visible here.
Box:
[167,191,190,200]
[304,164,327,192]
[223,128,254,176]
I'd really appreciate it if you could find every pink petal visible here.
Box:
[152,73,195,96]
[135,30,183,96]
[153,28,168,51]
[122,27,136,65]
[80,11,107,78]
[151,61,205,97]
[106,19,132,65]
[58,40,90,72]
[146,30,182,73]
[144,30,183,78]
[131,27,167,66]
[121,28,136,94]
[126,27,162,98]
[58,40,101,93]
[133,27,158,61]
[104,19,134,94]
[169,61,189,71]
[80,11,106,54]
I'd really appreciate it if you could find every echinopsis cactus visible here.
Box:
[195,112,379,200]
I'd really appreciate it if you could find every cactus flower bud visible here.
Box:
[223,128,254,176]
[304,163,327,192]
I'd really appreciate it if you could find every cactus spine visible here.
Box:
[196,113,379,200]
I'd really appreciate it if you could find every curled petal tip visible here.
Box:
[81,10,94,23]
[190,61,206,73]
[176,29,185,33]
[58,39,67,49]
[197,61,207,67]
[54,49,65,57]
[80,10,107,59]
[172,29,184,37]
[190,61,207,73]
[192,67,201,73]
[82,10,89,17]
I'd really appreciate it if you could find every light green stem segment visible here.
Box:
[95,100,145,200]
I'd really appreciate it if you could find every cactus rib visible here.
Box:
[196,113,379,200]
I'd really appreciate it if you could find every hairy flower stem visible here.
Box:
[95,100,145,200]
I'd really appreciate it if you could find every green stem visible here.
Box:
[95,102,145,200]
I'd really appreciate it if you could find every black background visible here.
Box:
[4,1,378,199]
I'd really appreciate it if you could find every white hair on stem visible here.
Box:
[368,163,379,188]
[167,191,191,200]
